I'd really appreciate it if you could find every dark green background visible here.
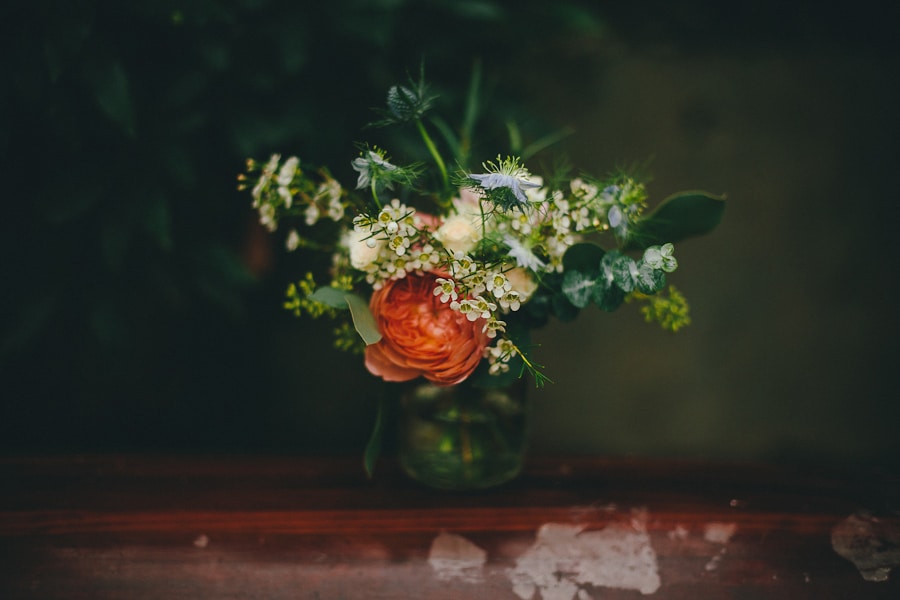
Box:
[2,1,898,466]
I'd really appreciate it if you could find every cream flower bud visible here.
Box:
[345,227,384,269]
[435,213,482,254]
[505,267,538,302]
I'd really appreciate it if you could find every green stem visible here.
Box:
[370,178,382,210]
[416,119,449,190]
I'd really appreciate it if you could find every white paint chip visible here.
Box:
[832,512,900,583]
[703,522,737,544]
[508,520,661,599]
[428,532,487,583]
[192,534,209,549]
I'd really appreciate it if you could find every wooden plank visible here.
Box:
[1,456,898,599]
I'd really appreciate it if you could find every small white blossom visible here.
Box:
[352,150,397,189]
[434,278,458,303]
[499,290,521,312]
[277,156,299,187]
[485,271,511,298]
[468,171,541,206]
[451,251,477,277]
[506,267,537,302]
[345,227,384,269]
[482,317,506,339]
[258,203,276,231]
[305,203,320,226]
[435,213,482,254]
[251,153,281,206]
[285,229,301,251]
[504,234,545,271]
[278,185,293,209]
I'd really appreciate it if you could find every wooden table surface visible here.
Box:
[1,455,898,599]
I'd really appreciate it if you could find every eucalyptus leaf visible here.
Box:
[307,288,382,345]
[561,271,596,309]
[625,191,725,250]
[562,242,605,273]
[592,277,625,312]
[551,292,580,322]
[634,262,666,294]
[308,286,351,308]
[608,252,638,293]
[344,293,383,345]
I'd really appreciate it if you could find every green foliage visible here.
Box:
[307,286,383,346]
[625,191,726,251]
[363,388,387,479]
[557,243,674,315]
[628,286,692,332]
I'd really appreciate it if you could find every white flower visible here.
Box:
[482,317,506,339]
[251,153,281,206]
[505,267,537,302]
[345,227,384,269]
[285,229,301,251]
[499,291,521,312]
[435,213,482,254]
[277,185,293,209]
[277,156,299,187]
[352,150,397,190]
[304,203,320,226]
[433,278,458,303]
[485,271,511,298]
[504,234,545,271]
[451,251,477,276]
[258,203,277,231]
[468,172,540,205]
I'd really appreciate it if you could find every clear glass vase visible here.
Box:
[397,378,528,490]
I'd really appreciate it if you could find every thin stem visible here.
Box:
[416,119,449,190]
[370,179,382,210]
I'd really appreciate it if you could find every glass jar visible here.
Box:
[397,378,528,490]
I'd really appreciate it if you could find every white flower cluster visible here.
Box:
[249,154,347,239]
[246,150,655,380]
[349,199,441,289]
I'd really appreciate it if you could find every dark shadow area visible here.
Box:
[2,1,898,467]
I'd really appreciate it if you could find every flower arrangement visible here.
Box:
[238,69,723,480]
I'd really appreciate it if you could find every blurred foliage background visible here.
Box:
[2,0,898,465]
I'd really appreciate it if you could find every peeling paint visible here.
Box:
[508,519,661,599]
[832,512,900,583]
[192,534,209,549]
[703,522,737,544]
[668,525,689,541]
[428,532,486,583]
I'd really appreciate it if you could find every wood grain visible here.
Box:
[1,455,898,599]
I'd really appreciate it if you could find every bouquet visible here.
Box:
[238,69,723,481]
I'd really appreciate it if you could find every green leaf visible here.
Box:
[608,252,638,293]
[344,292,383,345]
[520,126,575,162]
[430,116,461,163]
[592,277,625,312]
[85,58,136,137]
[625,191,725,250]
[363,391,386,479]
[308,286,350,308]
[562,242,605,273]
[561,271,596,308]
[309,288,382,345]
[634,262,666,294]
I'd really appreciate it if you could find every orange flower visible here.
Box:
[365,272,489,386]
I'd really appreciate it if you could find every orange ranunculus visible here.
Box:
[365,272,489,386]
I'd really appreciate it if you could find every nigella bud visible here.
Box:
[608,205,623,228]
[386,85,420,120]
